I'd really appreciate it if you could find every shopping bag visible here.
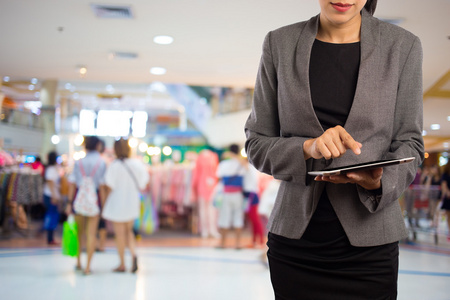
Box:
[62,215,79,257]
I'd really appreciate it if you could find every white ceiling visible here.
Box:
[1,0,450,150]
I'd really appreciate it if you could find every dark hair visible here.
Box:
[84,136,100,151]
[97,138,106,154]
[229,144,240,155]
[364,0,377,15]
[47,151,58,166]
[35,156,41,163]
[114,138,130,160]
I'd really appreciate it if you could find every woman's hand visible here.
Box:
[65,202,72,216]
[303,125,362,160]
[314,168,383,190]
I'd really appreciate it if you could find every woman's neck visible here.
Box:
[317,14,362,43]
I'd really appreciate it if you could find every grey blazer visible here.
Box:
[244,9,424,247]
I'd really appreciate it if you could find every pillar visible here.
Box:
[39,80,58,162]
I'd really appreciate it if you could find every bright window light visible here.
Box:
[153,35,174,45]
[79,109,97,136]
[132,111,148,138]
[97,110,132,137]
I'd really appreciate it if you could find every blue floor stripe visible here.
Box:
[399,270,450,277]
[1,248,450,277]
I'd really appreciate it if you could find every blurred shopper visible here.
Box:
[216,144,247,249]
[423,165,442,221]
[96,138,107,252]
[43,151,61,246]
[440,163,450,241]
[191,149,220,238]
[31,156,44,176]
[67,136,107,275]
[243,163,264,248]
[102,138,149,273]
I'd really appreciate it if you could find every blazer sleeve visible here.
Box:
[358,36,425,213]
[245,32,311,184]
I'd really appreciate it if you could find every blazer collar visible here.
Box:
[296,9,380,139]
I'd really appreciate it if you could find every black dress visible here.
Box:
[267,40,399,300]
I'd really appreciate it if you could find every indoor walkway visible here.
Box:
[1,232,450,300]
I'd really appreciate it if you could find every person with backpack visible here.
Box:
[66,136,107,275]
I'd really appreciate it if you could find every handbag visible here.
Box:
[62,214,79,257]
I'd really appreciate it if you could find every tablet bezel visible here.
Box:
[307,157,415,176]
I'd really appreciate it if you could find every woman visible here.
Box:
[440,163,450,241]
[244,1,424,299]
[43,151,61,246]
[102,138,149,273]
[67,136,107,275]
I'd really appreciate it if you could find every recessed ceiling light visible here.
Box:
[28,85,35,91]
[431,124,441,130]
[422,130,427,136]
[3,76,10,82]
[447,116,450,121]
[150,67,166,75]
[31,78,38,84]
[153,35,174,45]
[65,83,72,90]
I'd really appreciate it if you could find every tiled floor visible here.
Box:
[1,227,450,300]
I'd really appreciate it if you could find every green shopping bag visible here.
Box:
[62,214,79,257]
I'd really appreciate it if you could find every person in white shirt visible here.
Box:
[102,138,149,273]
[216,144,247,249]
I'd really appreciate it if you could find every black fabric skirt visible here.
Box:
[267,232,399,300]
[441,197,450,210]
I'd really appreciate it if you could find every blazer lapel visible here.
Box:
[344,9,381,139]
[295,14,324,138]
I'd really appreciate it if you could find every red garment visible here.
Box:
[191,150,219,202]
[248,204,264,245]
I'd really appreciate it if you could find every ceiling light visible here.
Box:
[447,116,450,121]
[34,92,40,98]
[153,35,174,45]
[422,130,427,136]
[28,85,35,91]
[3,76,10,82]
[150,67,166,75]
[79,66,87,78]
[431,124,441,130]
[31,78,38,84]
[65,83,72,90]
[444,143,449,149]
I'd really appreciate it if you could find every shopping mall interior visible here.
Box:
[1,1,450,299]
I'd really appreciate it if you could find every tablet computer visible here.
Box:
[307,157,415,176]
